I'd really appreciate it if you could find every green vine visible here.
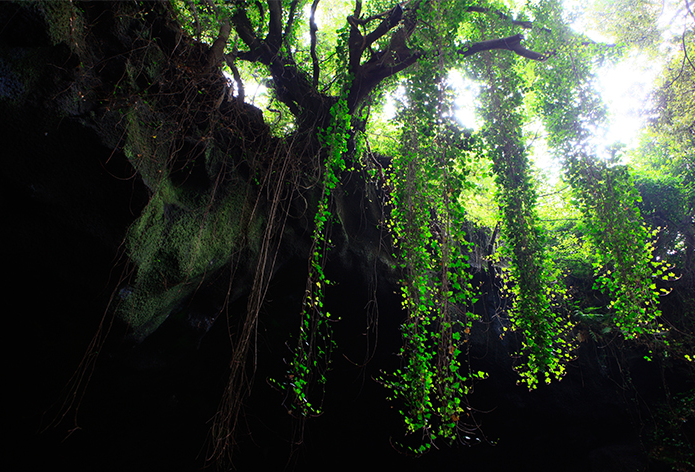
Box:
[379,42,481,451]
[566,158,674,340]
[475,36,575,389]
[526,0,674,347]
[270,96,350,417]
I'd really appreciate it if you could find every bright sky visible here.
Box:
[562,0,691,153]
[449,0,692,168]
[594,53,660,145]
[446,40,662,152]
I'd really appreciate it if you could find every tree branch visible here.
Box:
[229,3,324,120]
[347,16,365,73]
[458,34,551,61]
[350,10,390,26]
[348,32,550,111]
[309,0,321,87]
[266,0,283,53]
[353,0,362,18]
[186,0,201,41]
[363,4,403,48]
[232,0,550,133]
[686,0,695,23]
[232,8,263,60]
[347,3,414,89]
[682,29,695,74]
[224,53,245,103]
[207,20,231,68]
[282,0,301,50]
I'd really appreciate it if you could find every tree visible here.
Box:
[7,0,690,468]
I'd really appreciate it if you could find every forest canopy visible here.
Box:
[26,0,693,467]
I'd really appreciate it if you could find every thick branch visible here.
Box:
[347,16,365,72]
[347,3,413,88]
[348,33,550,111]
[231,5,323,119]
[350,10,391,26]
[207,20,231,68]
[310,0,320,87]
[282,0,301,50]
[186,0,201,41]
[683,29,695,74]
[266,0,283,52]
[354,0,362,18]
[686,0,695,23]
[224,54,245,103]
[458,34,550,61]
[363,4,403,48]
[232,9,263,59]
[232,1,549,133]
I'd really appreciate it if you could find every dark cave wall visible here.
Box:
[3,2,692,471]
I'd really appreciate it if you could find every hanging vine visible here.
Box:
[379,0,482,452]
[474,18,575,389]
[565,156,673,339]
[269,22,354,418]
[270,97,351,417]
[526,0,675,344]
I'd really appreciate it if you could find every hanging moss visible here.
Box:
[116,100,266,339]
[38,0,86,50]
[117,172,260,340]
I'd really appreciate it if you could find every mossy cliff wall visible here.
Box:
[1,1,322,340]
